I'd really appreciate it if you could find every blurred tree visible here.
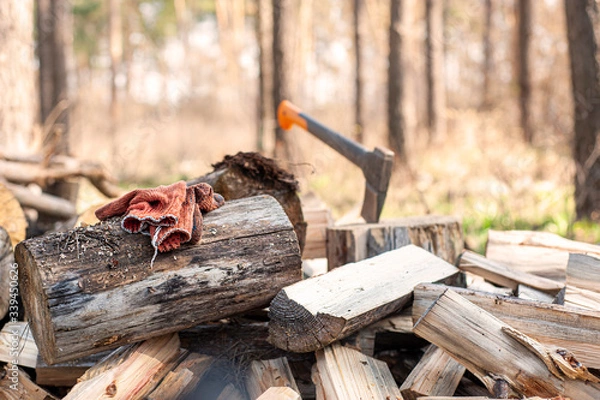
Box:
[108,0,122,139]
[354,0,366,143]
[481,0,494,110]
[37,0,71,155]
[516,0,533,143]
[256,0,274,153]
[425,0,446,143]
[388,0,411,161]
[272,0,293,160]
[0,0,35,154]
[565,0,600,220]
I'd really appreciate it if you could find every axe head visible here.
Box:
[360,147,395,223]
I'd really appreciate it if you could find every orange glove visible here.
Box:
[95,181,224,255]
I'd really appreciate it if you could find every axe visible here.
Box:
[277,100,394,223]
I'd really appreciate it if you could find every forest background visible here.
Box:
[2,0,600,252]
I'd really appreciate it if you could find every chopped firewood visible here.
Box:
[0,226,14,319]
[216,383,247,400]
[189,151,307,254]
[256,386,302,400]
[465,273,512,296]
[246,357,300,399]
[517,284,557,303]
[312,342,401,400]
[268,245,459,353]
[0,182,27,246]
[563,285,600,310]
[566,253,600,293]
[326,215,463,269]
[0,322,37,368]
[63,334,184,400]
[0,364,58,400]
[146,353,214,399]
[399,345,466,400]
[413,289,600,399]
[486,230,600,281]
[459,250,563,294]
[16,196,302,364]
[413,283,600,369]
[301,196,333,259]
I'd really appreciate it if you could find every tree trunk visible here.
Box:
[257,0,274,154]
[108,0,122,149]
[481,0,494,110]
[16,196,302,364]
[272,0,294,160]
[517,0,533,143]
[565,0,600,220]
[388,0,413,161]
[0,0,35,154]
[425,0,446,143]
[353,0,366,143]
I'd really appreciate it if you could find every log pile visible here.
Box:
[3,170,600,399]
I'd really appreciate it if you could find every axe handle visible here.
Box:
[277,100,368,169]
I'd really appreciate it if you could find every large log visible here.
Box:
[326,215,463,269]
[413,289,600,399]
[413,283,600,369]
[268,245,459,353]
[16,195,302,364]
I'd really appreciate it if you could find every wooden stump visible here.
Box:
[326,215,463,269]
[16,195,302,364]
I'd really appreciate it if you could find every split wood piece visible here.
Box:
[16,195,302,364]
[0,365,58,400]
[465,272,512,296]
[563,285,600,310]
[302,200,333,259]
[189,151,306,254]
[246,357,300,399]
[566,253,600,293]
[0,226,14,319]
[399,344,466,400]
[257,386,302,400]
[326,215,463,269]
[413,289,600,399]
[0,156,122,198]
[268,245,459,353]
[36,351,112,387]
[0,182,27,246]
[146,352,214,399]
[216,383,247,400]
[486,230,600,281]
[517,284,556,303]
[63,334,184,400]
[413,283,600,369]
[0,322,37,368]
[312,342,401,400]
[3,180,76,219]
[460,250,563,294]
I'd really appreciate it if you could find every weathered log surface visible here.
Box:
[413,289,600,399]
[413,283,600,369]
[16,195,302,364]
[268,245,459,353]
[326,215,463,269]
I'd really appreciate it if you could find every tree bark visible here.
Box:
[0,0,35,154]
[354,0,366,143]
[257,0,274,153]
[272,0,294,160]
[565,0,600,220]
[425,0,447,143]
[517,0,533,143]
[388,0,407,160]
[16,195,302,364]
[108,0,122,147]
